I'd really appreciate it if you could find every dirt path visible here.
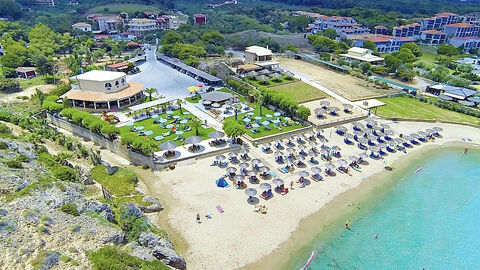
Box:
[1,84,56,103]
[277,57,395,101]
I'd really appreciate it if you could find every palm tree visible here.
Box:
[191,118,202,136]
[177,99,183,113]
[144,88,157,101]
[253,91,264,116]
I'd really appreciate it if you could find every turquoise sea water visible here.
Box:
[293,148,480,270]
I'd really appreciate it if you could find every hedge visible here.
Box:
[61,108,119,139]
[120,132,158,154]
[42,95,64,112]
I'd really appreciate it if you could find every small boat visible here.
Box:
[300,250,316,270]
[415,168,423,173]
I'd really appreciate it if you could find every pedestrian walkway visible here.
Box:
[183,101,223,130]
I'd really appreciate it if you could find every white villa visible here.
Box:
[339,47,384,65]
[72,22,92,32]
[244,45,279,70]
[61,70,144,112]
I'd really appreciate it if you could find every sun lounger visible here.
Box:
[216,205,224,213]
[173,136,179,141]
[281,188,289,195]
[269,171,277,178]
[278,167,289,174]
[218,161,228,167]
[307,159,318,165]
[162,131,170,137]
[311,174,323,182]
[336,167,345,174]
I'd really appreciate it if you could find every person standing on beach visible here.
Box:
[290,181,294,190]
[345,220,351,229]
[196,213,201,223]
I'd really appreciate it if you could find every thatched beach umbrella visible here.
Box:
[208,131,225,139]
[251,158,261,165]
[185,136,202,144]
[259,183,272,191]
[239,162,250,169]
[234,175,245,182]
[226,167,237,174]
[311,166,322,174]
[245,187,257,197]
[160,141,177,151]
[259,166,270,173]
[320,100,330,106]
[215,154,226,161]
[298,170,309,178]
[272,178,284,187]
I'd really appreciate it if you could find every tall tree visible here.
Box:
[28,24,60,57]
[144,88,156,101]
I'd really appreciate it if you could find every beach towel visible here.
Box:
[268,171,277,178]
[205,213,212,219]
[216,205,224,213]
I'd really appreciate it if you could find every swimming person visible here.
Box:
[374,233,379,239]
[464,148,468,154]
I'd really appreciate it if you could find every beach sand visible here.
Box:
[138,121,480,270]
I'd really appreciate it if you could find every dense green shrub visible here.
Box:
[296,105,311,120]
[6,159,22,168]
[88,246,169,270]
[60,108,119,139]
[226,79,253,96]
[42,95,63,112]
[60,203,79,216]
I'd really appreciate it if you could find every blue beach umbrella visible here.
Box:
[166,110,173,115]
[176,131,184,135]
[255,116,262,120]
[180,119,188,124]
[154,136,164,141]
[126,122,134,126]
[159,118,167,123]
[266,114,273,118]
[247,112,255,116]
[135,126,144,131]
[151,114,159,118]
[262,120,270,126]
[272,119,280,124]
[173,115,181,119]
[144,130,153,136]
[284,117,291,121]
[243,118,251,123]
[274,112,281,117]
[252,123,260,128]
[183,112,190,115]
[166,124,174,129]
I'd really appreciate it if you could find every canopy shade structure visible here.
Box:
[185,136,202,144]
[209,131,225,139]
[128,97,176,112]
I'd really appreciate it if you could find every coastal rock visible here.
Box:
[81,170,94,185]
[138,232,174,250]
[0,220,17,235]
[80,201,116,223]
[101,161,118,175]
[152,246,186,270]
[40,251,60,270]
[141,196,164,213]
[103,232,126,245]
[122,203,144,219]
[24,212,39,225]
[0,209,8,216]
[0,139,36,159]
[128,243,156,261]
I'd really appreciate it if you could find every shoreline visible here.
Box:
[135,121,480,270]
[242,142,479,270]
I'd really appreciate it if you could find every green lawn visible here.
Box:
[376,96,480,125]
[266,81,328,103]
[227,103,306,139]
[185,95,201,103]
[89,4,160,14]
[90,165,139,197]
[244,75,297,88]
[119,108,216,146]
[18,76,47,90]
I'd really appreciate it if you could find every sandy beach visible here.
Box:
[136,120,480,270]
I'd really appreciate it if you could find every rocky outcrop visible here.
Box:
[153,246,187,270]
[80,201,116,223]
[140,196,164,213]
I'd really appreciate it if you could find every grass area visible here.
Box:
[185,94,201,103]
[376,96,480,125]
[89,4,161,14]
[244,75,297,88]
[416,52,437,65]
[227,103,306,139]
[120,108,216,146]
[18,76,47,90]
[266,81,328,103]
[142,96,158,104]
[90,165,139,197]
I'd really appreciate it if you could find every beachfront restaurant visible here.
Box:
[61,70,144,112]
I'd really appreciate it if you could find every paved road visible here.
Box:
[127,46,203,100]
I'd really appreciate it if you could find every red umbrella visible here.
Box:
[198,85,204,88]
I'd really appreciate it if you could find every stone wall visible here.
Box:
[47,113,154,168]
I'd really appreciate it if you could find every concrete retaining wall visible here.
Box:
[47,113,154,168]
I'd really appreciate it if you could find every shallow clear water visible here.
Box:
[293,148,480,270]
